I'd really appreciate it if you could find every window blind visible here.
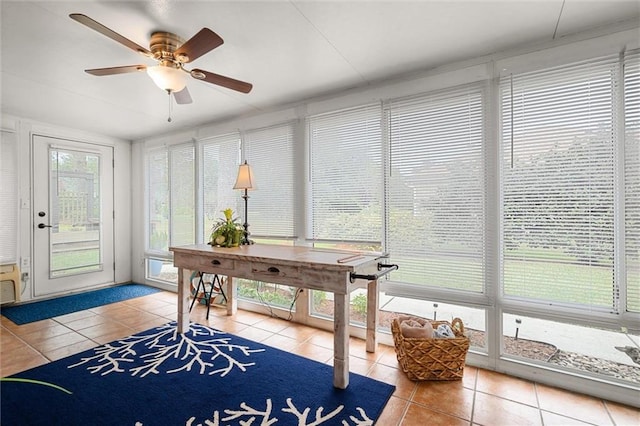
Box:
[147,148,169,252]
[385,84,486,292]
[244,123,296,238]
[501,55,619,310]
[625,50,640,313]
[170,144,195,247]
[309,104,382,243]
[0,130,18,264]
[200,133,241,241]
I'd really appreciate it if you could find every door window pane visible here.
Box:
[50,148,102,277]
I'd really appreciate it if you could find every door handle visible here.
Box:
[38,223,52,229]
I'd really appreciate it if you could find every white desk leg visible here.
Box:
[366,279,379,353]
[226,276,237,316]
[177,267,189,333]
[333,292,350,389]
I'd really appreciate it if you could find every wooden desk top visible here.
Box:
[170,244,385,272]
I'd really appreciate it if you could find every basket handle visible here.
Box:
[451,317,465,335]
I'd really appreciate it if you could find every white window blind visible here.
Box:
[309,105,382,243]
[244,123,296,238]
[201,133,241,241]
[625,50,640,313]
[501,55,619,310]
[385,85,486,292]
[147,148,169,252]
[170,144,195,247]
[0,130,18,264]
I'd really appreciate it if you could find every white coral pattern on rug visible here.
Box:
[68,323,265,377]
[70,323,377,425]
[135,398,373,426]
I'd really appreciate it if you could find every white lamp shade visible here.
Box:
[146,65,188,92]
[233,162,255,190]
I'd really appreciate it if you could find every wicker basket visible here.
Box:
[391,316,470,381]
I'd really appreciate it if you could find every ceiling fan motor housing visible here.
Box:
[150,31,188,64]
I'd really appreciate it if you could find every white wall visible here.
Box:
[1,114,132,302]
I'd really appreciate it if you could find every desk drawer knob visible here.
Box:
[267,266,280,273]
[211,259,221,265]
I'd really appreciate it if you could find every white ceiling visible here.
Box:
[1,1,639,141]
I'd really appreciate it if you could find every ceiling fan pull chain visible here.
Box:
[167,90,172,123]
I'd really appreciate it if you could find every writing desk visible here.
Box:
[170,244,392,389]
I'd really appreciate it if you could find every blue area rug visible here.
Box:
[0,283,162,325]
[1,322,395,425]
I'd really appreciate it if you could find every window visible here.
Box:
[500,55,620,311]
[171,144,195,247]
[0,130,18,264]
[309,105,382,245]
[625,50,640,313]
[385,85,486,293]
[148,148,169,252]
[201,133,241,241]
[146,143,195,282]
[244,123,296,239]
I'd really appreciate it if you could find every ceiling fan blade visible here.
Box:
[70,13,152,57]
[174,87,193,104]
[191,69,253,93]
[85,65,147,76]
[174,28,224,63]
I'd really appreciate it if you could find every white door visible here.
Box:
[32,135,114,296]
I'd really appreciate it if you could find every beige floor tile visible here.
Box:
[367,362,417,400]
[306,329,335,349]
[540,410,598,425]
[377,396,409,426]
[43,339,98,361]
[261,333,300,352]
[253,316,291,333]
[604,400,640,426]
[19,323,74,346]
[63,314,112,331]
[77,321,133,340]
[235,326,275,343]
[2,318,59,334]
[278,323,319,342]
[402,402,470,425]
[28,331,91,354]
[476,368,538,407]
[1,345,49,377]
[289,341,333,363]
[472,392,542,426]
[536,383,613,425]
[412,380,474,421]
[54,309,98,324]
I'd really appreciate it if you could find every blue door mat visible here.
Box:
[0,283,162,325]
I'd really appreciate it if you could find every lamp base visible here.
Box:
[240,227,254,245]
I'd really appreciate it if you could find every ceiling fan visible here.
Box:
[69,13,253,105]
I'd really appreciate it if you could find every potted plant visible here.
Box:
[209,208,244,247]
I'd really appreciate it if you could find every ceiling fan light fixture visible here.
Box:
[147,65,188,93]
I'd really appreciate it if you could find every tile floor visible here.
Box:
[1,291,639,425]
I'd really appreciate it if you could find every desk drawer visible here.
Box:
[250,263,301,286]
[175,253,235,273]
